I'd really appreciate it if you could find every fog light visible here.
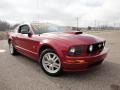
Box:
[103,42,105,47]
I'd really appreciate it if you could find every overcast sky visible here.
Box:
[0,0,120,26]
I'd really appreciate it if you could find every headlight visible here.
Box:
[69,46,82,55]
[89,45,93,52]
[69,47,76,54]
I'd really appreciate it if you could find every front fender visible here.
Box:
[38,39,68,62]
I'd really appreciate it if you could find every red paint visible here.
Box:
[8,24,108,72]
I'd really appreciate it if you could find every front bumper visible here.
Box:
[62,48,108,72]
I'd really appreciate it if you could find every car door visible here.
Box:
[18,25,39,60]
[15,25,27,51]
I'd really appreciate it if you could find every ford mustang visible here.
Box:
[8,23,108,76]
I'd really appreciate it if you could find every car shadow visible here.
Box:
[46,61,120,90]
[12,53,120,90]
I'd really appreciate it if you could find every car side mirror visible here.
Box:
[28,32,32,37]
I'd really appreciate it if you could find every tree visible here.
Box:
[10,24,19,30]
[88,26,92,30]
[0,20,10,31]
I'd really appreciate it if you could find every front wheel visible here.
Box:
[40,49,62,76]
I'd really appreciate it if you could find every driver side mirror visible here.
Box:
[28,32,32,37]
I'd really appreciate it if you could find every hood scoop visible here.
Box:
[65,31,83,35]
[74,31,83,34]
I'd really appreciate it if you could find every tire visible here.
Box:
[40,49,62,76]
[98,60,104,65]
[9,41,17,55]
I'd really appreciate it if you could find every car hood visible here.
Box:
[40,31,105,46]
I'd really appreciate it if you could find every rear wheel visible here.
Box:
[9,41,17,55]
[40,49,62,76]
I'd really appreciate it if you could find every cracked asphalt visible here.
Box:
[0,31,120,90]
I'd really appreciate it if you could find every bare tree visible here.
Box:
[0,20,10,31]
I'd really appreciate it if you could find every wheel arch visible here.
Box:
[38,44,57,56]
[38,43,61,63]
[8,38,12,44]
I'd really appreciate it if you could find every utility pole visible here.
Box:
[76,17,79,31]
[114,23,116,30]
[94,20,96,30]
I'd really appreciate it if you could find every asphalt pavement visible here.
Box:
[0,31,120,90]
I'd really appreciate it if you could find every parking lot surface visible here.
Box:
[0,31,120,90]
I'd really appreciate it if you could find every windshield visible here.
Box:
[31,23,71,34]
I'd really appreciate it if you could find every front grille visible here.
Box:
[87,42,105,54]
[74,46,82,55]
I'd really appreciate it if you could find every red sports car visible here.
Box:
[8,23,108,76]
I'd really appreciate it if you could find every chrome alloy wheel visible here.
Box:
[9,43,14,54]
[42,53,61,74]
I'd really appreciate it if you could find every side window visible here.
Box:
[18,25,29,34]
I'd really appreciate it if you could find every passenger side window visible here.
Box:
[18,25,29,34]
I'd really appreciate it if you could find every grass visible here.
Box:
[0,31,8,40]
